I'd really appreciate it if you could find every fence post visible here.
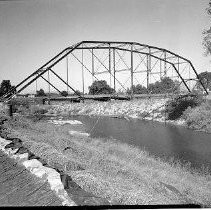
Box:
[6,102,13,117]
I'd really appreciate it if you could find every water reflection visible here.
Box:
[72,115,211,171]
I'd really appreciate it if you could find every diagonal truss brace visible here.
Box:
[1,40,208,103]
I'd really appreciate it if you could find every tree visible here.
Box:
[165,94,203,120]
[127,84,148,94]
[117,89,124,95]
[60,91,68,97]
[88,80,115,95]
[73,90,82,96]
[148,77,179,94]
[197,71,211,90]
[126,77,179,95]
[203,1,211,56]
[35,88,46,97]
[0,80,16,97]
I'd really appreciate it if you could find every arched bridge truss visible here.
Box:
[2,41,208,101]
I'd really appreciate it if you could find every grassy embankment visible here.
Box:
[0,110,211,206]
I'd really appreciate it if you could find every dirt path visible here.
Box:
[0,150,62,206]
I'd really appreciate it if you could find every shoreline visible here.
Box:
[0,135,76,206]
[43,98,211,134]
[0,116,111,206]
[1,97,211,206]
[0,113,211,206]
[45,112,211,136]
[44,111,187,128]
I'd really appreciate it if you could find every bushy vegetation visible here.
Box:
[10,97,31,113]
[183,101,211,133]
[165,94,203,120]
[203,0,211,56]
[127,84,148,94]
[196,71,211,91]
[0,80,16,98]
[60,91,68,97]
[73,90,82,96]
[29,105,48,121]
[36,88,46,97]
[148,77,180,94]
[88,80,115,95]
[127,77,179,95]
[60,90,82,96]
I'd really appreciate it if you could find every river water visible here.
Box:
[67,115,211,172]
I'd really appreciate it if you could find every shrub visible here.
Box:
[183,102,211,132]
[127,84,148,94]
[33,108,48,115]
[0,80,16,97]
[165,94,203,120]
[61,91,68,97]
[35,88,46,97]
[10,98,30,113]
[88,80,115,95]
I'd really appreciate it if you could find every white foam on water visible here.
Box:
[49,120,83,125]
[70,120,83,125]
[0,136,76,206]
[68,130,90,137]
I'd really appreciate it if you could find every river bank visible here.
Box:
[47,98,168,120]
[0,113,210,206]
[45,98,185,126]
[39,97,210,133]
[0,114,111,206]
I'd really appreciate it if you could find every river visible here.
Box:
[48,114,211,172]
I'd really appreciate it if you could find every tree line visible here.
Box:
[1,73,211,99]
[88,77,180,95]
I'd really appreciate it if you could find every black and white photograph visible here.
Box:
[0,0,211,208]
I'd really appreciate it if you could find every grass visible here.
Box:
[1,114,211,206]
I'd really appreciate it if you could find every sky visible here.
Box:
[0,0,211,93]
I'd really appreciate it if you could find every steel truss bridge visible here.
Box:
[2,41,208,102]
